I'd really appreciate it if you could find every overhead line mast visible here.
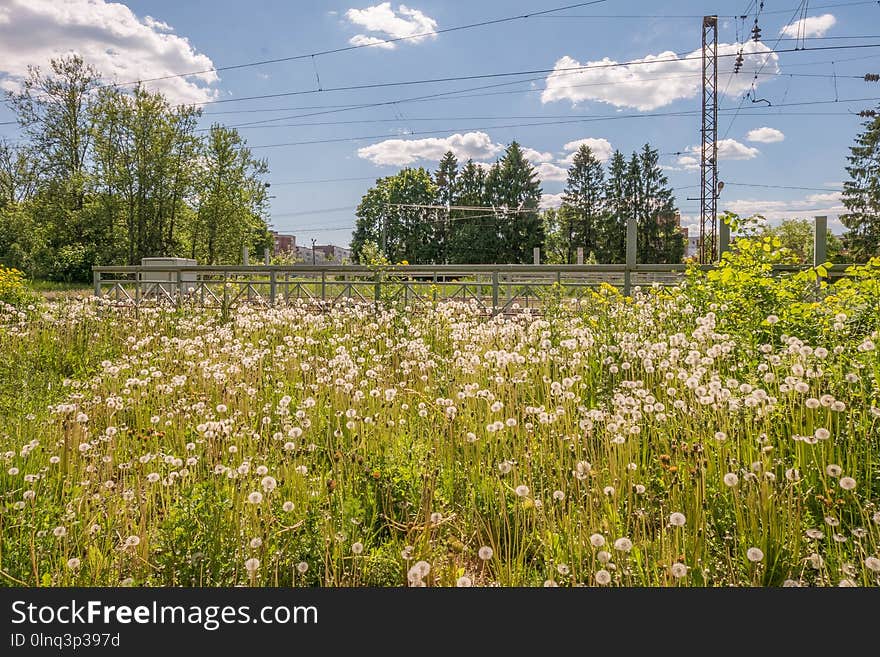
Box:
[700,15,719,264]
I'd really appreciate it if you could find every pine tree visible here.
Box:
[433,151,458,263]
[446,159,488,263]
[561,144,605,263]
[599,151,630,263]
[841,108,880,260]
[484,142,543,263]
[635,144,682,264]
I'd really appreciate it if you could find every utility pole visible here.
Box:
[700,15,719,264]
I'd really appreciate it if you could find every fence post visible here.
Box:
[264,248,270,266]
[93,269,101,298]
[577,247,584,265]
[624,215,637,296]
[533,247,540,265]
[718,216,730,259]
[321,270,326,301]
[269,270,277,305]
[374,270,381,307]
[492,270,499,311]
[242,246,249,266]
[813,216,828,267]
[176,269,183,308]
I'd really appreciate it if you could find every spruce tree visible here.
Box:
[601,150,630,263]
[433,151,458,263]
[841,108,880,260]
[636,144,681,264]
[446,159,488,263]
[561,144,605,263]
[484,141,543,263]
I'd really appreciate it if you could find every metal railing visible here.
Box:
[91,216,849,313]
[91,261,853,314]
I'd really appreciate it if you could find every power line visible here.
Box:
[103,0,611,88]
[196,43,880,107]
[531,0,880,17]
[723,182,844,192]
[246,98,879,150]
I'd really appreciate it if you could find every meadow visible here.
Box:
[1,237,879,587]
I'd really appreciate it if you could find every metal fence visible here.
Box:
[91,261,853,314]
[91,215,849,314]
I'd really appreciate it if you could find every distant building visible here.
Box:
[313,244,352,263]
[270,231,296,255]
[686,235,701,259]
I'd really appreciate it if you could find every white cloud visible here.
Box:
[677,139,760,169]
[357,131,503,166]
[559,137,613,165]
[746,127,785,143]
[535,162,568,182]
[522,147,555,164]
[348,34,396,49]
[540,193,565,210]
[0,0,217,105]
[542,41,778,111]
[780,14,836,38]
[722,191,845,221]
[345,3,437,49]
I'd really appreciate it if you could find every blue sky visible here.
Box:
[2,0,880,247]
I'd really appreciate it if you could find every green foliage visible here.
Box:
[0,264,38,308]
[842,105,880,260]
[1,54,272,281]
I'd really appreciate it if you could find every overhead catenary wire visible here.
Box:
[102,0,612,88]
[245,97,880,150]
[194,43,880,107]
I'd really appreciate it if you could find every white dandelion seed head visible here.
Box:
[839,477,856,491]
[669,512,686,527]
[351,542,364,555]
[864,556,880,573]
[589,533,605,548]
[552,490,565,501]
[66,557,81,570]
[723,472,739,487]
[613,537,633,553]
[478,546,494,561]
[247,491,263,504]
[515,484,530,498]
[670,562,687,578]
[249,537,262,549]
[747,547,764,562]
[260,476,277,492]
[597,550,611,564]
[53,526,67,538]
[296,561,309,574]
[456,575,473,587]
[595,569,611,585]
[245,558,260,573]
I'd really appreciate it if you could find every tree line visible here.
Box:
[0,55,271,282]
[351,141,685,265]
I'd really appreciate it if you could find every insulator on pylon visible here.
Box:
[751,19,762,42]
[858,109,878,117]
[734,50,744,74]
[865,73,880,82]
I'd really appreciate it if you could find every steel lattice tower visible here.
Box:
[700,15,718,264]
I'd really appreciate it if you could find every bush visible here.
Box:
[0,264,37,308]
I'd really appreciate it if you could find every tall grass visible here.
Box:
[0,277,878,587]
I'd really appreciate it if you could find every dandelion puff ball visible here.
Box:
[747,547,764,562]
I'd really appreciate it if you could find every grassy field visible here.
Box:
[1,253,879,587]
